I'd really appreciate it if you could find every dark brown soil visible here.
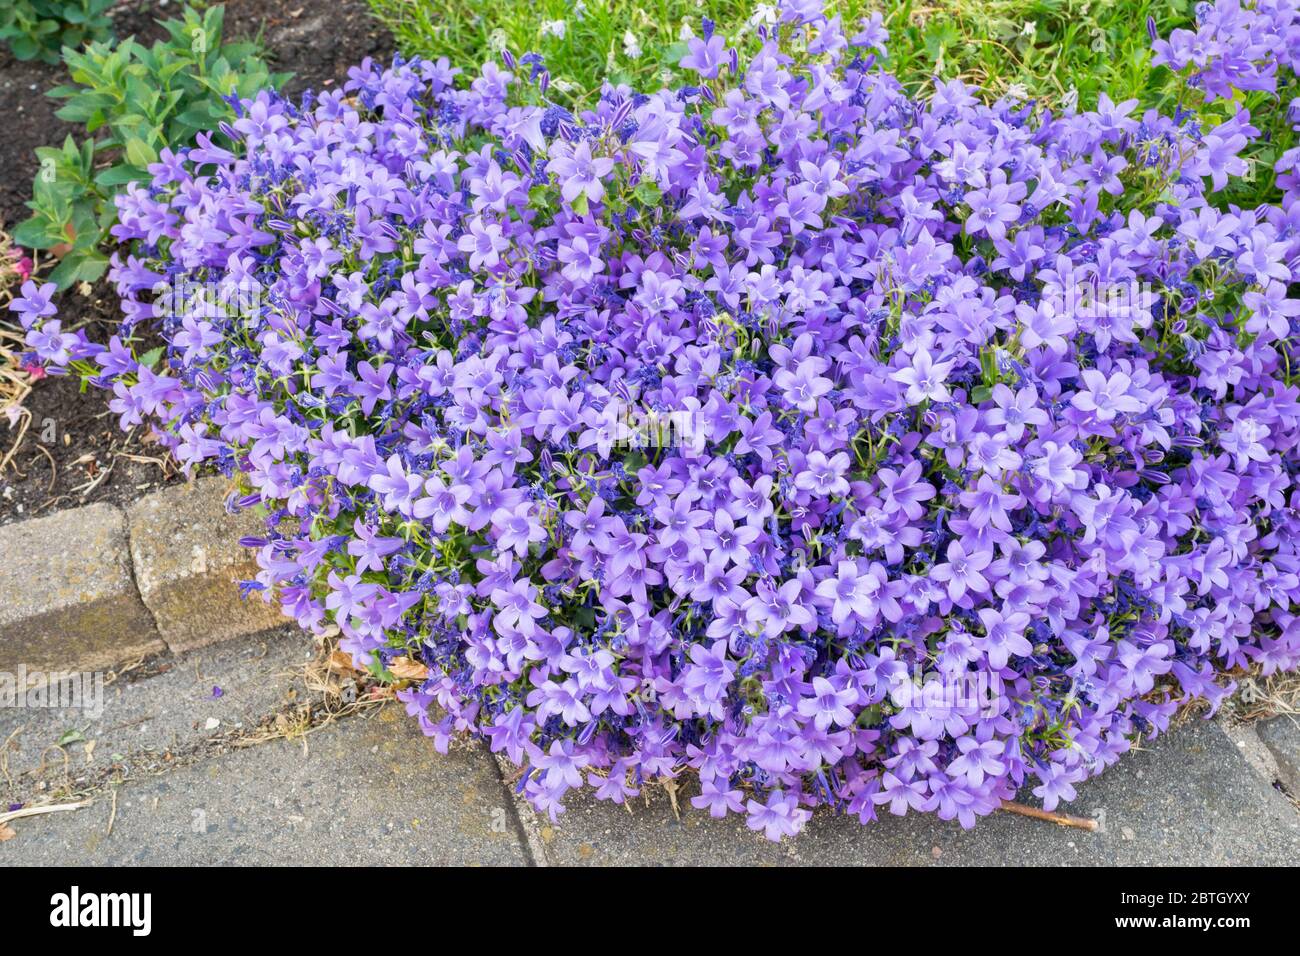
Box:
[0,0,395,524]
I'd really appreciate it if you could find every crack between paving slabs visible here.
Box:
[490,751,548,866]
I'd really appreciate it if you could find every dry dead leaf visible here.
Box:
[390,657,429,681]
[327,651,356,675]
[0,823,15,842]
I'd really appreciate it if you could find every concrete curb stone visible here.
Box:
[0,502,163,674]
[0,479,285,676]
[126,477,283,653]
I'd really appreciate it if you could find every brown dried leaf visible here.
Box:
[390,657,429,681]
[327,651,356,675]
[0,823,16,842]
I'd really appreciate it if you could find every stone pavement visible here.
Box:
[2,631,1297,866]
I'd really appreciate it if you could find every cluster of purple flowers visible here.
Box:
[12,0,1300,840]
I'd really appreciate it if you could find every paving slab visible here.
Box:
[1,706,527,866]
[1,627,306,800]
[0,502,162,674]
[126,478,283,653]
[511,719,1300,866]
[1256,716,1300,797]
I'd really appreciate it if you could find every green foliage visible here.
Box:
[14,4,290,289]
[875,0,1194,106]
[0,0,114,64]
[367,0,1196,109]
[368,0,762,105]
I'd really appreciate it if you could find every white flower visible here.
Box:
[750,4,778,26]
[623,30,642,60]
[541,19,568,39]
[488,29,507,53]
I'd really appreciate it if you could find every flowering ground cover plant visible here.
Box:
[13,0,1300,840]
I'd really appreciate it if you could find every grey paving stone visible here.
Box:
[1,627,307,799]
[0,502,162,675]
[515,719,1300,866]
[126,478,282,653]
[1,706,527,866]
[1256,717,1300,797]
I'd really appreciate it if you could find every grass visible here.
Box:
[878,0,1194,106]
[368,0,761,105]
[367,0,1197,108]
[367,0,1293,209]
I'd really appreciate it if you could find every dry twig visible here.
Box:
[0,799,92,827]
[999,799,1099,831]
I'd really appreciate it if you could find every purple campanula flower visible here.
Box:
[679,33,729,79]
[546,139,615,206]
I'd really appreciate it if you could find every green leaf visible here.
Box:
[528,183,550,209]
[124,136,157,168]
[10,34,40,60]
[979,347,998,386]
[12,216,57,249]
[176,105,218,128]
[138,346,164,369]
[94,164,146,188]
[632,181,662,206]
[47,247,108,291]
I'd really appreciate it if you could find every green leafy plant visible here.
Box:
[0,0,114,64]
[13,4,289,288]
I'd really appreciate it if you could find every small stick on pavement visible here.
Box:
[106,789,119,837]
[0,800,92,826]
[1000,799,1099,831]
